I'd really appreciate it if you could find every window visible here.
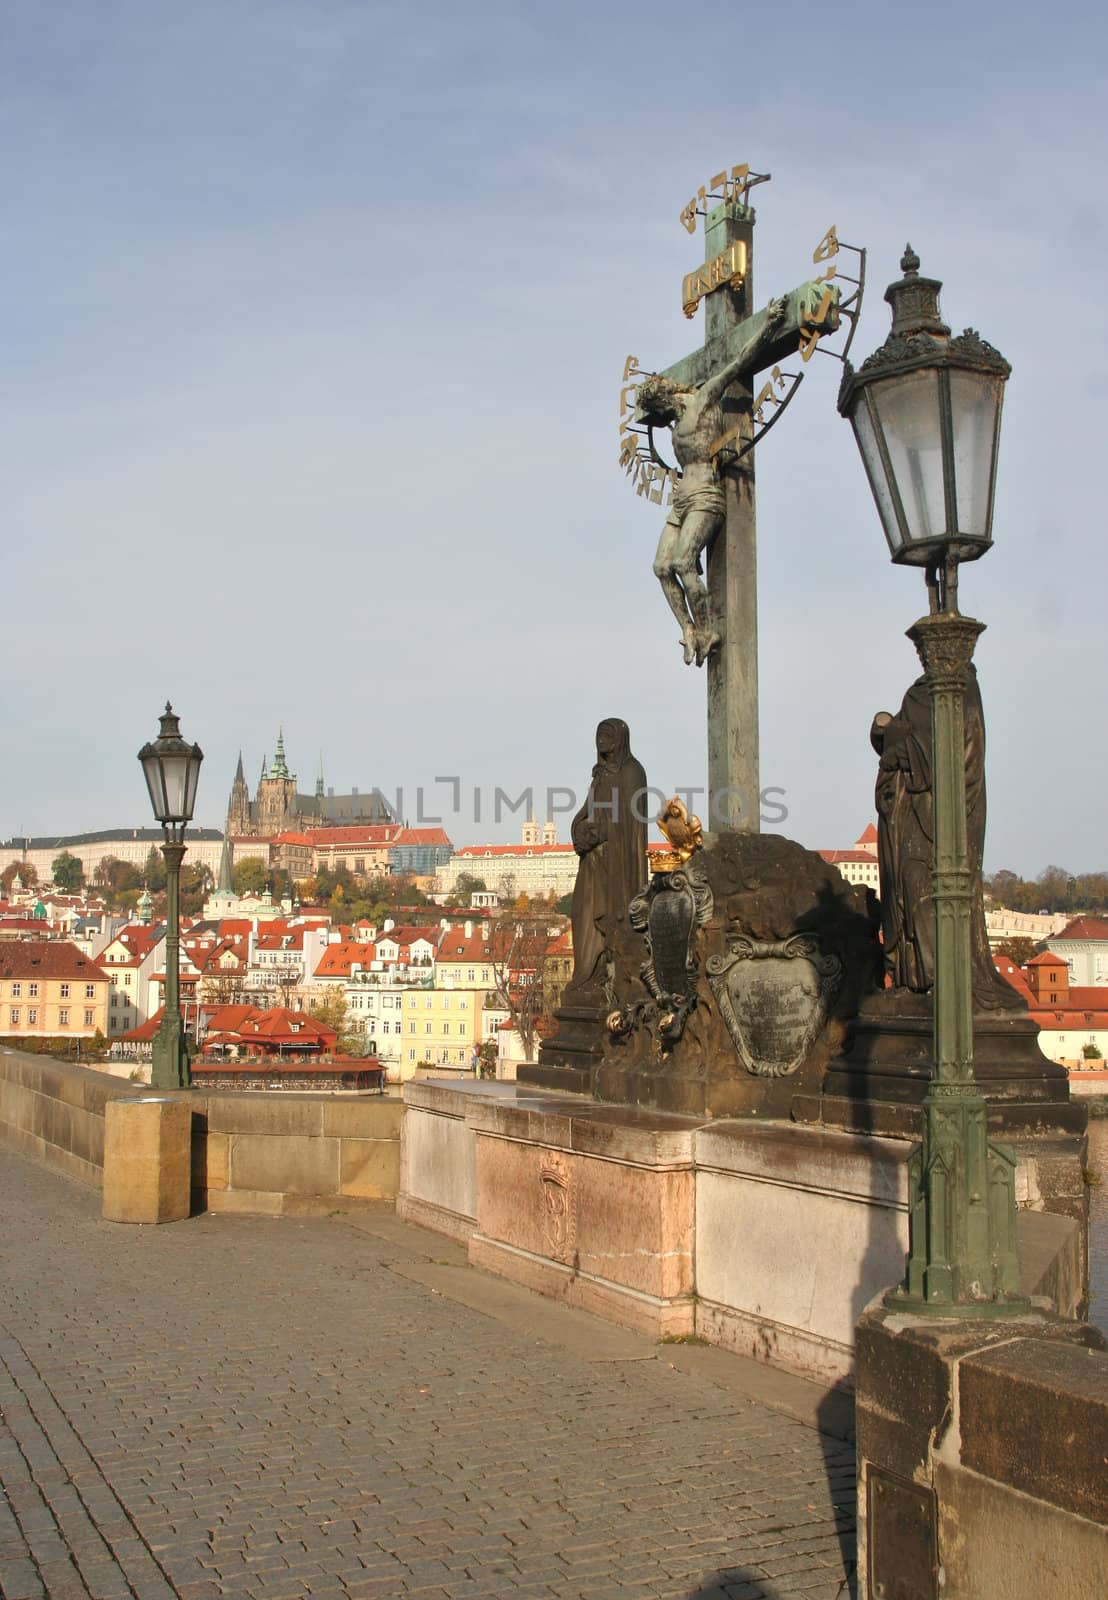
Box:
[408,1022,415,1034]
[459,999,468,1010]
[84,1009,94,1027]
[9,1008,20,1026]
[467,969,475,981]
[442,1023,450,1035]
[28,983,38,999]
[28,1009,37,1025]
[425,1022,432,1034]
[409,1048,416,1060]
[425,997,433,1009]
[59,1009,69,1026]
[111,995,118,1009]
[60,983,70,999]
[10,982,21,998]
[85,983,96,1000]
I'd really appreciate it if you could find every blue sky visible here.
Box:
[3,1,1105,873]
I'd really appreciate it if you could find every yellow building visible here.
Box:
[0,940,109,1042]
[395,983,485,1071]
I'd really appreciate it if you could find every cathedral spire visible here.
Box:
[234,750,245,784]
[217,835,233,894]
[271,727,290,780]
[316,752,325,800]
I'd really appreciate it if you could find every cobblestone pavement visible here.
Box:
[0,1147,856,1600]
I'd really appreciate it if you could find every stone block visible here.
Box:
[340,1137,401,1198]
[323,1098,402,1139]
[192,1130,229,1192]
[474,1132,694,1299]
[934,1459,1108,1599]
[204,1094,325,1138]
[959,1334,1108,1523]
[102,1097,192,1224]
[401,1102,477,1223]
[229,1133,339,1197]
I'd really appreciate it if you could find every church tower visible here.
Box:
[522,806,540,847]
[226,752,252,837]
[257,729,298,835]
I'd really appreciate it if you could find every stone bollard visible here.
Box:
[102,1096,193,1224]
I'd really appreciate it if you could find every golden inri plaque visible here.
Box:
[682,240,747,319]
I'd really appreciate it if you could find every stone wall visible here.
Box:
[398,1078,1089,1386]
[856,1302,1108,1598]
[0,1046,402,1215]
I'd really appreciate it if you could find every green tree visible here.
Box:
[477,1039,498,1080]
[448,872,488,907]
[1,860,38,894]
[994,937,1038,968]
[178,863,213,916]
[309,989,360,1055]
[143,847,167,894]
[232,857,269,896]
[51,851,85,892]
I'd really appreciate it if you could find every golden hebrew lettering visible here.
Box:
[813,264,838,287]
[623,354,641,382]
[730,164,750,201]
[620,385,639,416]
[798,328,821,362]
[813,226,839,263]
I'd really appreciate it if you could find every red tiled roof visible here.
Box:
[306,826,400,846]
[994,958,1036,1005]
[436,928,492,962]
[1027,952,1067,967]
[819,850,879,865]
[391,828,452,847]
[1054,918,1108,942]
[856,823,879,845]
[0,941,107,983]
[314,942,377,977]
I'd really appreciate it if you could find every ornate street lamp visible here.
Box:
[138,704,204,1089]
[839,249,1026,1316]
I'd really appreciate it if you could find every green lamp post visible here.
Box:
[138,703,204,1090]
[838,248,1027,1316]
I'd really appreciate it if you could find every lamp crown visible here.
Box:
[884,245,950,339]
[159,703,181,739]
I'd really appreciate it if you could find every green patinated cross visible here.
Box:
[661,200,837,832]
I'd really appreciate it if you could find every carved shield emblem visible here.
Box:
[539,1154,575,1263]
[706,934,841,1078]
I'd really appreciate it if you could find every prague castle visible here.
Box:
[225,731,395,840]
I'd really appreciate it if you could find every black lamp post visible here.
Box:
[839,250,1026,1316]
[138,703,204,1090]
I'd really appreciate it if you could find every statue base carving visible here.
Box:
[527,830,882,1120]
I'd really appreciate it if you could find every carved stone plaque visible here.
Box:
[539,1153,575,1263]
[706,934,841,1078]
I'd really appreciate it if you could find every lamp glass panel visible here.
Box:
[182,749,202,821]
[851,397,905,556]
[159,753,192,821]
[949,369,1000,542]
[141,753,167,821]
[871,369,946,546]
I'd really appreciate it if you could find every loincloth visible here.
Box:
[665,481,725,527]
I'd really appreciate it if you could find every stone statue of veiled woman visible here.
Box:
[872,668,1019,1010]
[564,719,648,1004]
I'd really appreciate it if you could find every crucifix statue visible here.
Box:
[633,177,840,833]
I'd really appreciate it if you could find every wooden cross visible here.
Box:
[660,199,837,833]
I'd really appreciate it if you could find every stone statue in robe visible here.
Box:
[564,719,648,1004]
[871,669,1019,1010]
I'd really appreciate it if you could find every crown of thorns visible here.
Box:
[635,373,694,414]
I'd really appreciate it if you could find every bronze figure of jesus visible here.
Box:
[636,297,787,667]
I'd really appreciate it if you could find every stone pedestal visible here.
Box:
[398,1080,1086,1386]
[102,1096,192,1224]
[855,1300,1107,1599]
[524,829,882,1118]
